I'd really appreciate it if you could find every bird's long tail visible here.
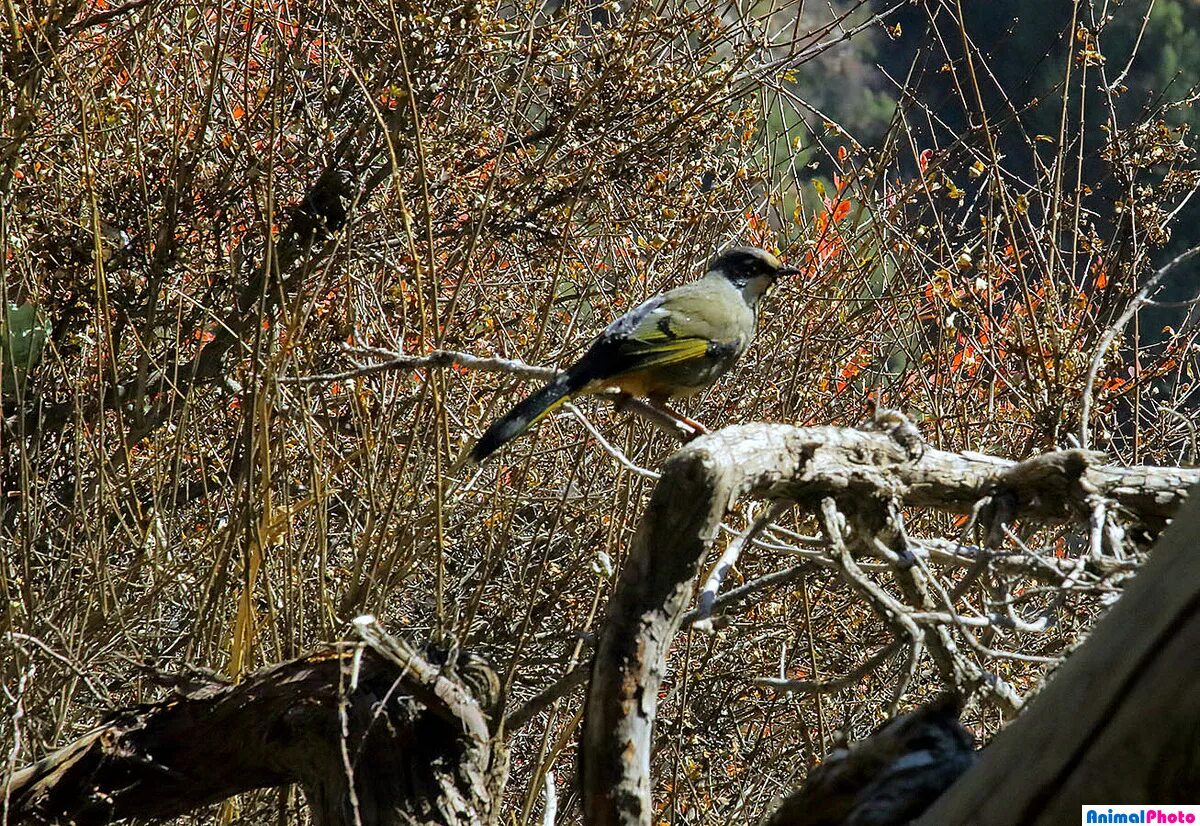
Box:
[469,370,590,463]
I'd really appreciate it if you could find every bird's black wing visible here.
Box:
[571,293,715,382]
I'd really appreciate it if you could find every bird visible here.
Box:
[468,246,798,463]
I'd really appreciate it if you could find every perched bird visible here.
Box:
[469,246,798,463]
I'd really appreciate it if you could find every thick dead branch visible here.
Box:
[764,694,976,826]
[580,424,1196,826]
[6,620,507,826]
[915,486,1200,824]
[729,424,1194,528]
[581,427,789,826]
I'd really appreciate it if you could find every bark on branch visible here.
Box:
[6,619,507,826]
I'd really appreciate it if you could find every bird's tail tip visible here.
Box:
[463,373,576,465]
[450,447,481,474]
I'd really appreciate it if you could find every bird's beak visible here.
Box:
[777,264,803,277]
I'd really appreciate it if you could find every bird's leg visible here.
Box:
[648,397,710,436]
[610,393,698,442]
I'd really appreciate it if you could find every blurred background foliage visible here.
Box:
[797,0,1200,304]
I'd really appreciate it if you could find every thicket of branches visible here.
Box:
[2,0,1199,823]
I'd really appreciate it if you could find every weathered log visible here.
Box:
[743,425,1194,527]
[7,619,507,826]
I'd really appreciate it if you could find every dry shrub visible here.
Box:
[1,0,1197,822]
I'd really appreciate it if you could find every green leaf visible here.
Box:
[2,302,51,398]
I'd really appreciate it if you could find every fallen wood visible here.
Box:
[730,424,1195,528]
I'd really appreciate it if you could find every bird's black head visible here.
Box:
[708,246,799,305]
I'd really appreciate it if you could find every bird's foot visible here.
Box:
[650,400,709,437]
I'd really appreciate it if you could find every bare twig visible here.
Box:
[694,500,790,630]
[1080,245,1200,449]
[504,666,590,732]
[755,641,902,695]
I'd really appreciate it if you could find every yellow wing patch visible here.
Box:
[618,336,710,370]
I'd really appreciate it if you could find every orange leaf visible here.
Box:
[232,104,246,120]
